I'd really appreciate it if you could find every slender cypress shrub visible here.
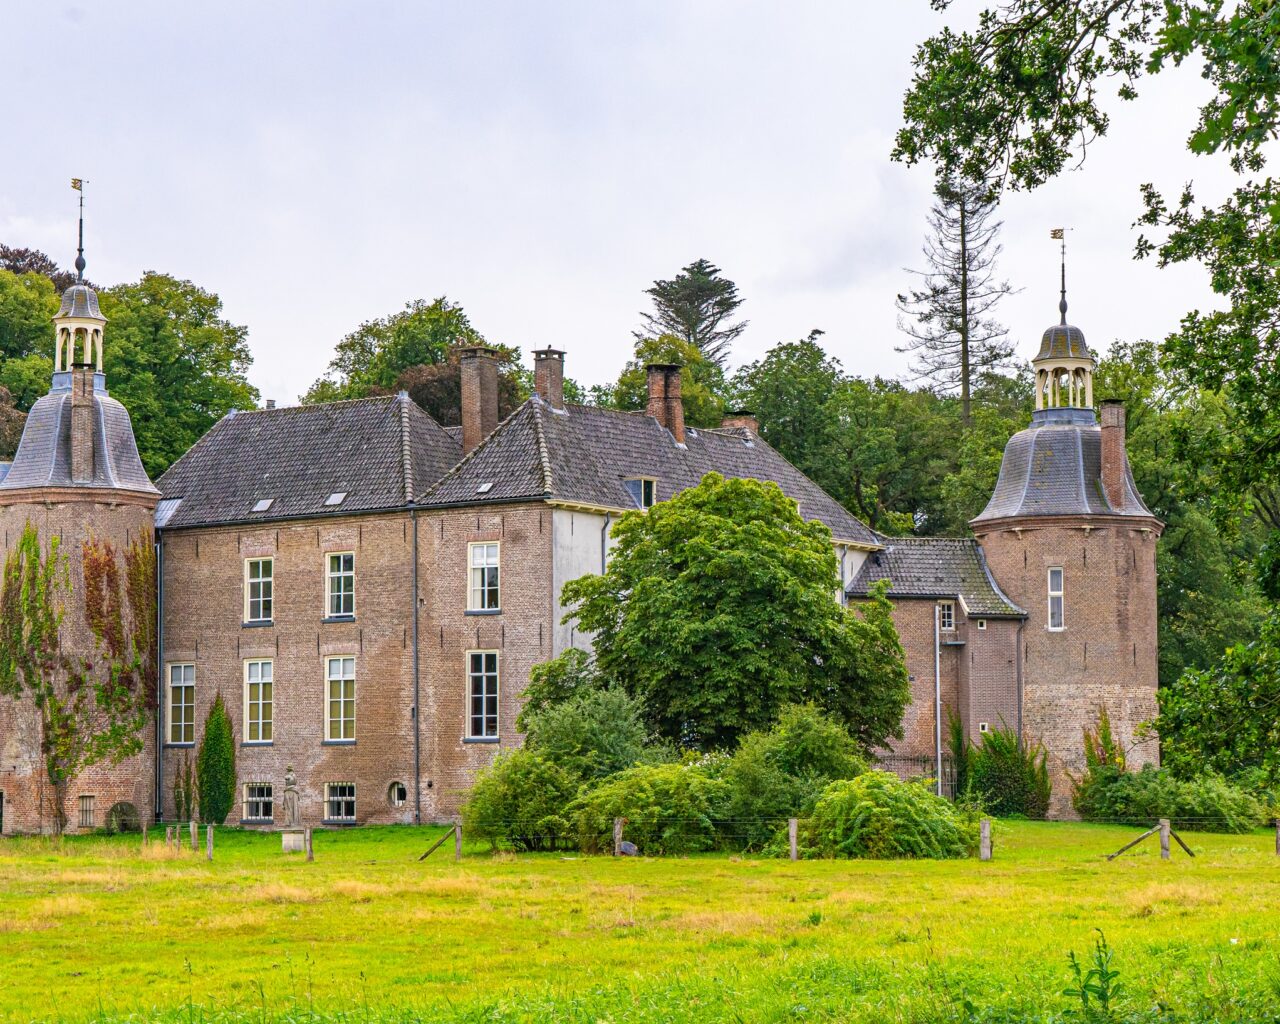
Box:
[970,726,1051,818]
[196,693,236,824]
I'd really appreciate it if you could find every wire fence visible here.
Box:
[874,753,958,799]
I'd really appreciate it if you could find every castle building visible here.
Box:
[0,252,1161,832]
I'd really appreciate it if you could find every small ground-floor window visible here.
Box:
[78,795,95,829]
[244,783,274,822]
[388,781,407,807]
[325,783,356,822]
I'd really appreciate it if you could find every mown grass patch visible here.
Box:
[1,820,1278,1022]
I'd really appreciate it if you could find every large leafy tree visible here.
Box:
[896,178,1016,424]
[560,472,910,751]
[100,273,258,478]
[636,258,747,368]
[596,334,727,428]
[0,269,58,408]
[894,0,1280,552]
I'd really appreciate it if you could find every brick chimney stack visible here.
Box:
[460,346,499,455]
[721,411,758,435]
[1099,399,1128,510]
[70,365,95,483]
[645,363,685,444]
[533,347,565,410]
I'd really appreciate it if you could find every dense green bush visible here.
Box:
[1075,707,1266,833]
[1074,765,1266,833]
[801,771,977,859]
[521,687,655,782]
[970,726,1050,819]
[570,762,728,855]
[196,693,236,824]
[718,704,866,849]
[517,649,604,728]
[462,749,578,851]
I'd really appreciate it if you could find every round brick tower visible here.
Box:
[0,256,160,833]
[970,297,1162,817]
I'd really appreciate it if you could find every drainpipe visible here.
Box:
[934,603,943,798]
[154,531,165,821]
[411,507,421,824]
[600,512,611,572]
[1015,619,1025,747]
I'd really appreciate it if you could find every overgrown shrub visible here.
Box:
[718,704,866,850]
[970,726,1050,818]
[945,708,972,799]
[800,770,977,859]
[196,693,236,824]
[517,649,603,729]
[521,687,654,782]
[173,750,196,822]
[462,749,578,852]
[571,761,728,855]
[1075,708,1266,833]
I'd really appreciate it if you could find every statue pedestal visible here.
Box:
[281,829,305,853]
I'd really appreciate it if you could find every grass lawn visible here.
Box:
[1,820,1278,1023]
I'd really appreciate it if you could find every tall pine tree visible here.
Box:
[895,180,1016,424]
[636,258,747,368]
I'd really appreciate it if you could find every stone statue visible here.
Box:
[282,766,300,828]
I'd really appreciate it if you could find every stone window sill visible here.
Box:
[241,742,274,748]
[240,819,274,826]
[322,615,356,624]
[322,819,358,827]
[164,742,195,749]
[465,609,502,616]
[321,740,356,746]
[242,620,274,629]
[463,736,500,744]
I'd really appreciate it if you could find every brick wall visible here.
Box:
[974,518,1161,816]
[0,498,156,834]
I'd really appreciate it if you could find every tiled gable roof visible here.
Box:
[846,536,1025,617]
[156,395,460,529]
[420,399,879,547]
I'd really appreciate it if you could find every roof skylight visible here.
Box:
[476,482,494,494]
[251,498,274,513]
[324,491,347,506]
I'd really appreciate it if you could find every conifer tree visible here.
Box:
[196,693,236,824]
[636,259,747,369]
[896,180,1016,424]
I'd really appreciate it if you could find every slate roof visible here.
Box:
[419,398,880,547]
[1036,322,1091,360]
[57,284,104,320]
[0,382,158,495]
[156,394,461,529]
[846,536,1025,617]
[973,408,1153,525]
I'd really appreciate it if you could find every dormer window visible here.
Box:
[625,478,657,509]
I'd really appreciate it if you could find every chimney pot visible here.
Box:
[721,410,758,435]
[460,346,500,454]
[534,347,566,410]
[1099,399,1128,510]
[645,363,686,444]
[265,399,276,410]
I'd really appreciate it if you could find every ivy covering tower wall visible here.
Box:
[0,521,156,832]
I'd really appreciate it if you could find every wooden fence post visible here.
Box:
[613,817,625,857]
[305,827,314,862]
[788,818,798,862]
[165,825,173,848]
[454,824,462,862]
[980,818,992,861]
[189,820,197,851]
[1274,819,1279,856]
[1159,818,1171,860]
[206,824,213,861]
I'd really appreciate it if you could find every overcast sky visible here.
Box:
[2,2,1231,405]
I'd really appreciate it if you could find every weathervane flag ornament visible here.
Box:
[71,177,87,280]
[1050,227,1064,239]
[71,178,83,191]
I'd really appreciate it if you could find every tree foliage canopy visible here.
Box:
[636,258,747,368]
[560,472,909,751]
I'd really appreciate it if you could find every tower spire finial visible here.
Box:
[1051,227,1067,324]
[71,178,86,282]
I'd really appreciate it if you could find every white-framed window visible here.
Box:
[977,619,987,630]
[167,664,195,744]
[625,477,657,509]
[326,552,355,618]
[978,721,990,734]
[245,558,274,623]
[939,601,955,631]
[326,656,356,741]
[388,781,407,807]
[244,660,274,743]
[325,782,356,822]
[78,794,95,829]
[1048,567,1065,630]
[468,543,500,610]
[244,783,273,822]
[467,650,499,738]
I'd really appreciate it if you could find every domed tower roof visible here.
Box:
[57,282,104,320]
[1036,321,1090,361]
